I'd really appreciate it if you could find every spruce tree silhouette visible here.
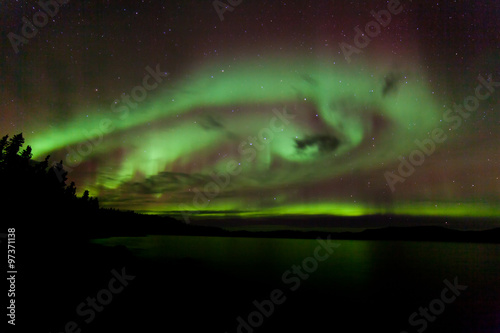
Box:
[0,133,99,232]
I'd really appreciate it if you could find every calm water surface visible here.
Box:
[93,236,500,332]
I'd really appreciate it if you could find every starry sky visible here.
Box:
[1,0,499,221]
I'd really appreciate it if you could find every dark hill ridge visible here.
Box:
[226,225,500,243]
[71,210,500,244]
[175,212,500,231]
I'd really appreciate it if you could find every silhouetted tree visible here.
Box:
[20,145,32,160]
[82,190,90,201]
[0,135,8,161]
[4,133,25,162]
[65,181,77,198]
[48,160,68,189]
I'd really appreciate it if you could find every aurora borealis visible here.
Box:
[1,1,499,222]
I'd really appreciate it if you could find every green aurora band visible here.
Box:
[26,56,498,218]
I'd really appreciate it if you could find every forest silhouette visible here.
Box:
[0,133,99,221]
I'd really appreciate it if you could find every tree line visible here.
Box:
[0,133,99,219]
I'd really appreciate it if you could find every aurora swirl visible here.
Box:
[1,1,498,222]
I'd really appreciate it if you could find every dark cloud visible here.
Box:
[295,134,340,154]
[300,73,318,87]
[198,115,224,131]
[382,72,400,97]
[118,171,225,196]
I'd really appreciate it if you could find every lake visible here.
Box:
[92,235,500,332]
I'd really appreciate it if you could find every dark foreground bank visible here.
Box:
[5,212,500,332]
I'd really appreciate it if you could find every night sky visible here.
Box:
[1,1,499,220]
